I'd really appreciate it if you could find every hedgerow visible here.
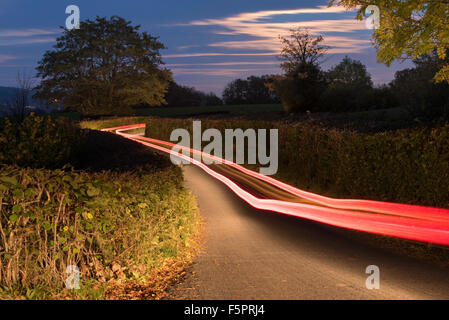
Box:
[0,115,85,169]
[0,165,199,299]
[0,116,200,299]
[145,118,449,208]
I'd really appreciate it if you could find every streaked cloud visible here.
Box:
[0,54,17,64]
[164,52,277,58]
[184,6,349,27]
[0,37,56,46]
[172,67,278,77]
[0,28,59,37]
[0,28,58,46]
[166,5,372,84]
[185,5,367,54]
[167,61,279,67]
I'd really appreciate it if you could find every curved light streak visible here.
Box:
[102,124,449,246]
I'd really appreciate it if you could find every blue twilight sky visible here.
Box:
[0,0,412,95]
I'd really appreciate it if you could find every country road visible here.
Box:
[106,124,449,300]
[167,165,449,300]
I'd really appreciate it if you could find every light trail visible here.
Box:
[102,124,449,246]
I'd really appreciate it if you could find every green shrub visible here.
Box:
[0,115,86,169]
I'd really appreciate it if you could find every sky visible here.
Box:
[0,0,413,95]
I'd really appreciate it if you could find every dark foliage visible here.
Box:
[223,76,280,105]
[274,63,326,113]
[390,51,449,121]
[164,82,222,107]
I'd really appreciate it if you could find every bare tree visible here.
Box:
[278,28,329,75]
[9,71,34,122]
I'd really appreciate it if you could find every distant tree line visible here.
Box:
[222,75,280,105]
[221,27,448,122]
[163,82,222,107]
[29,11,448,122]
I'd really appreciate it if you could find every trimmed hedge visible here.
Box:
[0,115,85,169]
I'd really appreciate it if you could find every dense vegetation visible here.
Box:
[0,116,85,168]
[163,82,222,107]
[145,118,449,209]
[222,76,280,105]
[390,52,449,121]
[0,116,200,299]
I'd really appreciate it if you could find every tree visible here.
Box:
[165,82,203,107]
[203,92,223,106]
[318,57,376,112]
[273,63,326,113]
[329,0,449,83]
[278,27,329,76]
[34,16,172,116]
[223,76,279,105]
[222,79,248,105]
[325,56,373,89]
[164,82,222,107]
[390,51,449,120]
[272,28,327,113]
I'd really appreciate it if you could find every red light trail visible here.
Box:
[103,124,449,247]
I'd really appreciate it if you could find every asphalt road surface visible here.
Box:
[167,164,449,300]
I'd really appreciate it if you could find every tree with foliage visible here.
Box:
[390,50,449,120]
[203,92,223,106]
[326,56,373,89]
[318,56,377,112]
[223,75,279,105]
[165,82,203,107]
[34,16,172,116]
[329,0,449,83]
[222,79,248,105]
[271,28,328,113]
[164,82,222,107]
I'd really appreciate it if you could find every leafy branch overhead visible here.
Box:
[34,16,172,116]
[329,0,449,83]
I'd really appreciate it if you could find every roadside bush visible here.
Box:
[145,118,449,208]
[0,115,85,168]
[0,165,199,298]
